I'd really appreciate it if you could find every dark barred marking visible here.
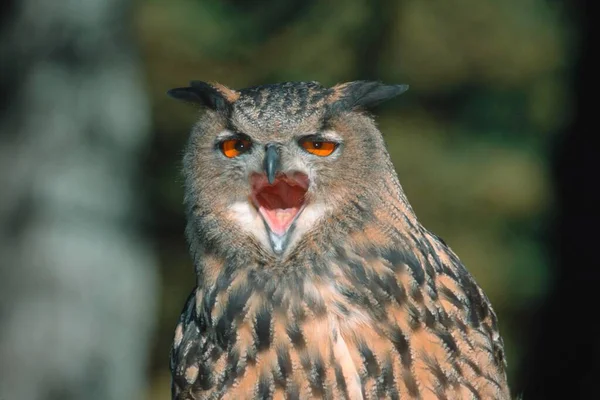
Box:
[424,354,450,389]
[247,269,267,291]
[299,351,312,373]
[368,280,395,307]
[438,309,454,330]
[452,358,464,378]
[254,305,272,351]
[246,345,257,365]
[338,286,369,308]
[285,382,300,400]
[291,302,306,322]
[463,356,483,376]
[410,285,425,305]
[405,255,425,286]
[223,349,240,386]
[202,287,218,327]
[209,345,222,361]
[424,258,437,278]
[417,233,444,269]
[309,356,326,397]
[347,259,368,284]
[440,286,464,310]
[483,372,506,391]
[360,377,368,400]
[226,285,253,322]
[305,290,327,316]
[433,233,447,246]
[296,89,308,115]
[335,301,350,316]
[276,346,292,381]
[282,91,294,110]
[455,317,470,335]
[172,372,188,392]
[464,381,482,400]
[286,320,306,349]
[435,329,459,355]
[334,362,348,399]
[390,327,412,368]
[215,315,233,348]
[380,248,407,271]
[371,272,397,298]
[380,359,398,399]
[407,302,422,330]
[179,290,197,324]
[257,374,272,400]
[424,307,436,329]
[388,276,408,305]
[358,342,381,377]
[403,369,420,397]
[193,362,213,391]
[216,260,237,291]
[493,342,506,368]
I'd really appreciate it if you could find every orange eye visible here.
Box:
[300,140,337,157]
[221,138,252,158]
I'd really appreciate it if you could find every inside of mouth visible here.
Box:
[251,174,308,237]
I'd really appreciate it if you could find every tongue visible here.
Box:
[260,207,300,236]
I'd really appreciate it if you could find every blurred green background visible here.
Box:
[138,1,569,397]
[0,0,574,398]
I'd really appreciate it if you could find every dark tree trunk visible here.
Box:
[519,0,597,398]
[0,1,158,399]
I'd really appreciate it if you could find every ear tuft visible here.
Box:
[329,81,408,112]
[167,81,238,111]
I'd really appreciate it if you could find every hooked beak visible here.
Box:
[264,144,280,184]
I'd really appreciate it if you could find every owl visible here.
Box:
[167,80,511,400]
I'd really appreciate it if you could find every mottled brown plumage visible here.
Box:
[168,81,510,399]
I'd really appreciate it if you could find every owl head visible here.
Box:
[169,81,408,260]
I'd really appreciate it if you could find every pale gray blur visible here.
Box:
[0,1,158,399]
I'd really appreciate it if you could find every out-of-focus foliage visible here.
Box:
[133,0,569,397]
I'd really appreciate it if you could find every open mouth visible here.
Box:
[250,172,309,252]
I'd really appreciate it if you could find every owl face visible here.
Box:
[171,81,408,256]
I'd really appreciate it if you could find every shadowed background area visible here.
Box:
[0,0,593,399]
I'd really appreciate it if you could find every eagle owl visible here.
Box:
[167,80,510,399]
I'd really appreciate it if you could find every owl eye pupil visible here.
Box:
[221,137,252,158]
[299,138,338,157]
